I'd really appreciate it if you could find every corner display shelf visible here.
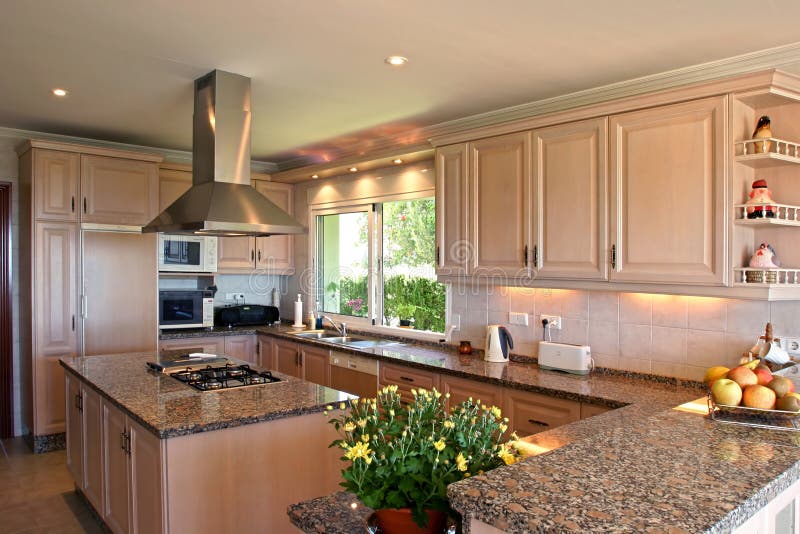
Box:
[733,268,800,287]
[734,138,800,168]
[734,203,800,227]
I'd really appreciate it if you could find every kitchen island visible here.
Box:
[60,351,349,533]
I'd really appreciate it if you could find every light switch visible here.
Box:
[509,312,528,326]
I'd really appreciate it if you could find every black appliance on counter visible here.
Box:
[214,304,279,327]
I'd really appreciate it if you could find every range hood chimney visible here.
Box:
[143,70,304,237]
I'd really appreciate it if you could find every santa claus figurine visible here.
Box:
[749,243,781,269]
[746,179,776,219]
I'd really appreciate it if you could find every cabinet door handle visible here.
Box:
[71,315,75,331]
[71,196,75,213]
[83,197,87,214]
[533,245,538,268]
[399,376,414,382]
[257,249,261,262]
[120,431,126,451]
[610,244,617,270]
[436,246,440,265]
[527,418,550,427]
[76,393,82,412]
[126,432,131,455]
[524,245,528,267]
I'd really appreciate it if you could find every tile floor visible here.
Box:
[0,438,103,533]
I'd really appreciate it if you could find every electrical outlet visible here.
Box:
[781,336,800,356]
[540,314,562,330]
[509,312,528,326]
[225,293,245,302]
[451,314,461,331]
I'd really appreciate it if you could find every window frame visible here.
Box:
[309,190,446,340]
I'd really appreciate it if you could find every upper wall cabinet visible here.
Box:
[158,165,192,211]
[254,180,295,273]
[468,132,532,278]
[532,118,608,280]
[34,149,80,222]
[435,144,468,275]
[81,155,159,226]
[608,96,727,285]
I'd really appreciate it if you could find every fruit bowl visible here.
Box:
[707,393,800,431]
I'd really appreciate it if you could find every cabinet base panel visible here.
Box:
[73,486,112,533]
[26,431,65,454]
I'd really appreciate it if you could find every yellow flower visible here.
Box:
[455,452,468,472]
[499,424,508,434]
[497,443,517,465]
[389,409,395,417]
[434,390,442,399]
[361,434,370,443]
[343,422,356,432]
[339,402,346,410]
[443,420,455,429]
[463,472,471,478]
[434,438,446,452]
[326,405,333,411]
[411,388,418,396]
[357,418,367,428]
[344,441,372,461]
[491,406,502,419]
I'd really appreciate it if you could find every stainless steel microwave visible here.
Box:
[159,290,215,329]
[158,234,218,273]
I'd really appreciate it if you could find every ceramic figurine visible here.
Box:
[749,243,781,269]
[746,179,776,218]
[752,115,773,153]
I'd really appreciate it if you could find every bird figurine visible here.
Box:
[749,243,781,269]
[752,115,773,154]
[745,179,776,219]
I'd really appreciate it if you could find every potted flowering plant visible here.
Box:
[327,385,523,533]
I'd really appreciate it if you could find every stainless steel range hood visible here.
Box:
[143,70,304,237]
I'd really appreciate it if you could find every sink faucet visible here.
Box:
[321,315,347,337]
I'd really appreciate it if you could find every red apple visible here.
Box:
[711,378,743,406]
[742,384,777,410]
[753,367,773,386]
[727,366,758,389]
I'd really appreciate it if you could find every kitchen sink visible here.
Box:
[291,331,401,348]
[291,331,329,339]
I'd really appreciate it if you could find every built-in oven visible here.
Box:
[158,234,218,272]
[159,290,215,329]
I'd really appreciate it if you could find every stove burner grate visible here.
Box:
[170,363,281,391]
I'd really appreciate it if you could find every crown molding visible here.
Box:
[0,125,279,173]
[274,41,800,170]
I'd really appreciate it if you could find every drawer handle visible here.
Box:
[399,376,414,382]
[527,418,549,427]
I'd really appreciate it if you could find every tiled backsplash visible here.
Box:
[450,284,798,381]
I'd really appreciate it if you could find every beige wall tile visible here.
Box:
[487,287,510,312]
[651,361,688,379]
[593,353,619,370]
[620,293,652,325]
[620,324,651,359]
[726,299,769,334]
[559,318,589,346]
[724,332,756,368]
[588,321,619,355]
[533,288,560,317]
[685,365,708,382]
[770,301,800,337]
[687,297,727,332]
[651,326,687,364]
[589,291,619,322]
[686,330,726,368]
[652,295,688,328]
[558,289,589,319]
[508,287,535,315]
[618,357,651,373]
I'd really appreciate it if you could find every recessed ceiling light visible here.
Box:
[384,56,408,66]
[349,167,358,173]
[52,88,68,97]
[311,174,319,179]
[393,159,403,164]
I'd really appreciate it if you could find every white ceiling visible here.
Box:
[3,0,800,170]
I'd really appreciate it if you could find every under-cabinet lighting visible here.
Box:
[52,88,68,97]
[311,174,319,179]
[384,56,408,66]
[393,159,403,164]
[349,167,358,173]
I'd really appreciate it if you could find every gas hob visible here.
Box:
[148,356,281,391]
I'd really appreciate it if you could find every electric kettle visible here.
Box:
[485,325,514,363]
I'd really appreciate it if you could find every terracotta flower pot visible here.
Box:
[374,508,447,534]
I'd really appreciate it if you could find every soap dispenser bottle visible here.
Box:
[293,294,305,327]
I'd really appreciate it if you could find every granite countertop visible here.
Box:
[60,352,351,439]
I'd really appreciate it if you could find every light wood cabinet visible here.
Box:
[533,118,608,280]
[502,388,580,437]
[609,96,727,285]
[435,144,469,275]
[580,402,611,419]
[379,362,440,403]
[80,155,159,226]
[102,398,165,534]
[223,335,256,364]
[468,132,532,277]
[273,339,301,378]
[65,373,83,483]
[157,165,192,211]
[103,398,129,534]
[35,222,78,357]
[35,357,68,436]
[158,336,225,355]
[300,345,330,386]
[254,180,295,273]
[82,386,104,514]
[257,336,274,368]
[34,149,80,222]
[217,236,256,271]
[441,374,502,412]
